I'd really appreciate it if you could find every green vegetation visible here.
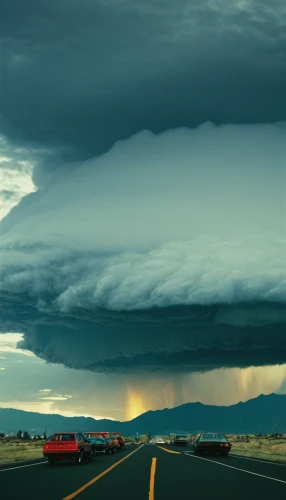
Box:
[0,440,44,464]
[227,434,286,463]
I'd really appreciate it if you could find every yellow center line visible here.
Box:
[62,444,144,500]
[149,457,157,500]
[156,445,181,455]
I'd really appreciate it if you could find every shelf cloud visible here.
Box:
[1,122,285,373]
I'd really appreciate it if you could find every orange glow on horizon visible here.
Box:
[123,364,286,420]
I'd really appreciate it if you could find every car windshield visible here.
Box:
[200,434,227,442]
[50,433,75,441]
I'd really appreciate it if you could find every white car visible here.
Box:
[156,437,165,445]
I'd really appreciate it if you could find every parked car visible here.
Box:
[43,432,92,466]
[104,437,116,454]
[85,431,106,439]
[83,434,108,455]
[174,434,189,446]
[111,432,125,448]
[193,433,232,456]
[110,434,120,450]
[99,432,110,439]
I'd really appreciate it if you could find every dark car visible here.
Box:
[193,433,232,456]
[43,432,92,466]
[104,437,116,454]
[83,435,108,456]
[174,434,189,446]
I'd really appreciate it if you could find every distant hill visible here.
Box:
[0,394,285,436]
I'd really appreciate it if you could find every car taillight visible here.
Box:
[201,443,209,446]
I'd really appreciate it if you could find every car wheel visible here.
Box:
[76,450,84,465]
[48,458,55,467]
[112,448,115,454]
[105,449,110,455]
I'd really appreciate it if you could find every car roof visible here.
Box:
[200,432,226,435]
[83,431,99,433]
[52,432,76,434]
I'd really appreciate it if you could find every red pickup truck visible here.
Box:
[43,432,92,466]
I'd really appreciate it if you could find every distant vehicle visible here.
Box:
[174,435,189,446]
[104,437,116,454]
[110,433,120,450]
[43,432,92,466]
[85,431,111,439]
[111,432,125,448]
[155,436,165,445]
[193,433,232,456]
[100,432,111,439]
[83,435,108,456]
[82,432,116,454]
[84,431,106,439]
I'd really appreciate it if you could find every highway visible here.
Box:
[1,444,286,500]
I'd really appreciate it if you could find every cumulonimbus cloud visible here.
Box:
[1,0,286,184]
[0,123,285,372]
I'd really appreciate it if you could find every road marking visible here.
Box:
[184,453,286,484]
[0,461,47,472]
[156,446,181,455]
[149,457,157,500]
[230,454,286,467]
[62,444,144,500]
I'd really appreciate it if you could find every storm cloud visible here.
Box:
[1,0,286,184]
[0,123,285,372]
[0,135,38,219]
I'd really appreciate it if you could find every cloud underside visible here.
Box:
[0,123,285,373]
[1,298,285,373]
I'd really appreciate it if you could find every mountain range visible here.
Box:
[0,394,285,436]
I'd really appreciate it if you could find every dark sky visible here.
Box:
[0,1,285,401]
[1,0,286,184]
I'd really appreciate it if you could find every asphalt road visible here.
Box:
[1,444,286,500]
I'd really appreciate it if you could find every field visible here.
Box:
[228,435,286,463]
[0,441,44,463]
